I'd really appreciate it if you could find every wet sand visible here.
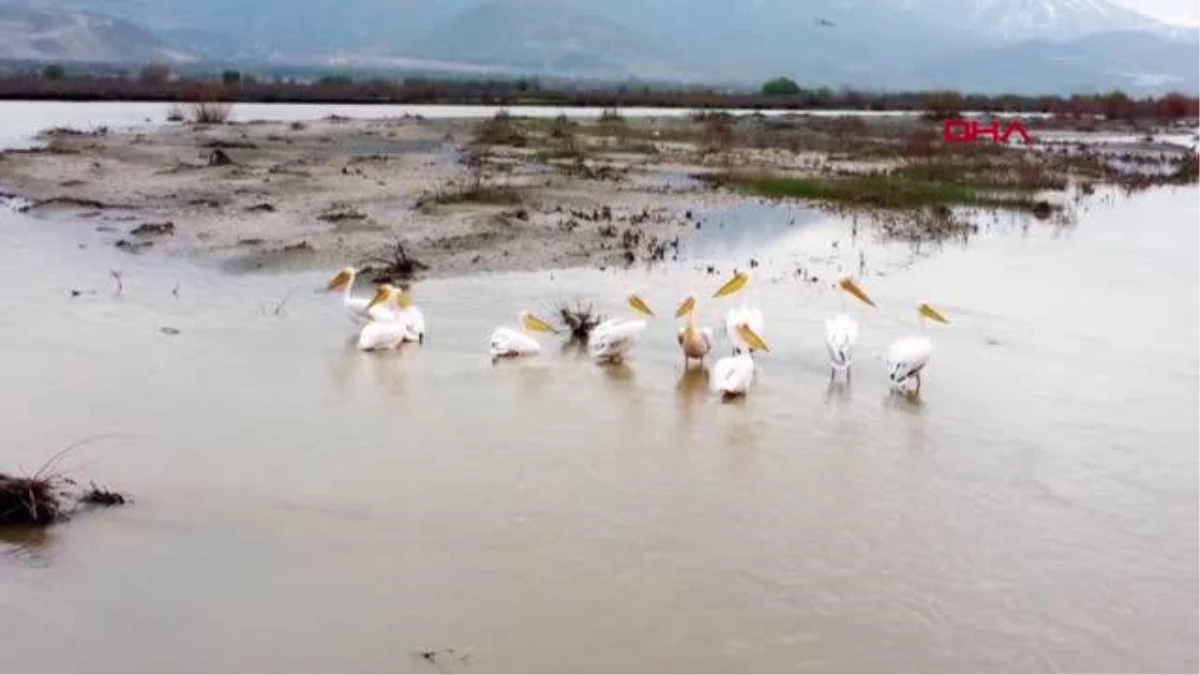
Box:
[0,114,741,278]
[1,109,1192,282]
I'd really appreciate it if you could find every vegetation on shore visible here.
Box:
[703,173,1055,213]
[2,67,1198,120]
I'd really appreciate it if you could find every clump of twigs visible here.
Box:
[80,483,127,507]
[0,474,63,526]
[2,436,129,527]
[361,240,430,283]
[557,299,606,341]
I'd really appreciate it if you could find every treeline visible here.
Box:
[1,68,1197,120]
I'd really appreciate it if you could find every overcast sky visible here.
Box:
[1114,0,1200,25]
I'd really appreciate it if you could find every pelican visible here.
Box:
[401,289,428,345]
[712,270,764,356]
[490,311,558,360]
[711,323,770,397]
[360,285,422,349]
[885,303,950,395]
[326,267,376,325]
[588,294,655,364]
[674,293,714,367]
[825,277,876,381]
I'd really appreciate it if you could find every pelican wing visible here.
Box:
[678,325,715,356]
[489,326,540,357]
[711,353,755,394]
[406,305,427,340]
[825,314,858,369]
[345,295,374,324]
[588,318,646,361]
[357,320,409,351]
[885,335,932,385]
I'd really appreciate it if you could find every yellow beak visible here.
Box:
[839,277,876,308]
[394,293,413,309]
[628,294,655,317]
[737,323,770,352]
[674,295,696,318]
[327,269,352,291]
[522,312,557,333]
[919,303,950,324]
[712,271,749,298]
[364,287,389,312]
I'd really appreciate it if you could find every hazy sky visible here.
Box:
[1114,0,1200,25]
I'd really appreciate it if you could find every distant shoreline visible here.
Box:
[1,76,1197,121]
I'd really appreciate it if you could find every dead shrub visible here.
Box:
[181,83,234,124]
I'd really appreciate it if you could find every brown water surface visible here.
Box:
[0,114,1196,673]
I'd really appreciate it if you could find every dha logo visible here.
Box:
[943,118,1034,145]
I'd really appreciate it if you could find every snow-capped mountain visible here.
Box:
[0,4,193,63]
[894,0,1185,41]
[2,0,1196,94]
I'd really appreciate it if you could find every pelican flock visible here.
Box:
[324,263,951,400]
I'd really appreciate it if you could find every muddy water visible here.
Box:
[1,173,1197,671]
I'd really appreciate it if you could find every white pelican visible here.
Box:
[490,310,558,360]
[326,267,376,325]
[825,277,876,381]
[674,293,714,367]
[401,291,428,345]
[712,271,764,356]
[588,294,655,364]
[362,284,424,343]
[711,323,770,397]
[885,303,950,395]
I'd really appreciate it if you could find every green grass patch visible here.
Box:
[711,173,1054,212]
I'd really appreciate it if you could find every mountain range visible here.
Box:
[1,0,1196,95]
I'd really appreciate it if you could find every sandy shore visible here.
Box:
[0,114,753,279]
[0,110,1193,281]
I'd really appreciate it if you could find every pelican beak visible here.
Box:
[839,277,876,308]
[919,303,950,324]
[395,293,413,309]
[364,286,389,312]
[326,269,352,291]
[522,312,557,333]
[628,294,655,317]
[712,271,749,298]
[737,323,770,352]
[674,295,696,318]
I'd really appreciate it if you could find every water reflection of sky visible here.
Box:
[684,202,826,261]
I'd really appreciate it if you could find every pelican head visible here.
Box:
[713,271,749,298]
[839,277,876,308]
[326,267,355,291]
[364,284,397,312]
[628,294,655,317]
[918,303,950,325]
[736,323,770,352]
[520,311,557,333]
[674,293,697,318]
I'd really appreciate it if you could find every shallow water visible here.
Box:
[1,98,1198,672]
